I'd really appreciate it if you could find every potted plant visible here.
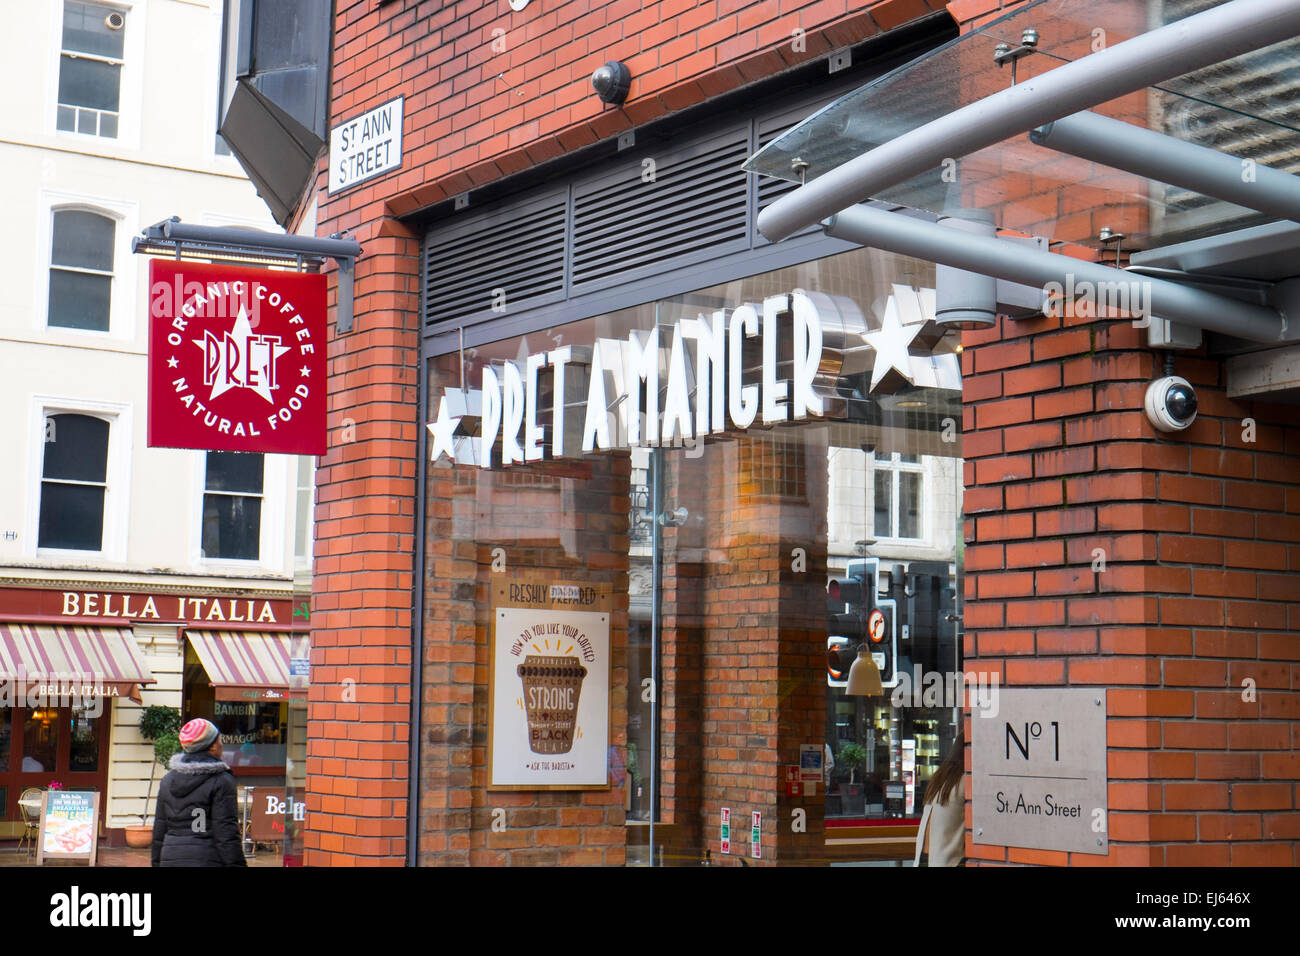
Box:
[836,743,868,816]
[125,706,181,847]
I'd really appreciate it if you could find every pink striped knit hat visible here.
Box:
[179,718,220,753]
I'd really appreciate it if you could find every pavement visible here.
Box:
[0,844,285,867]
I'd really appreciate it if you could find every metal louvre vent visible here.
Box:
[570,129,751,291]
[423,190,568,326]
[1156,0,1300,238]
[419,92,862,336]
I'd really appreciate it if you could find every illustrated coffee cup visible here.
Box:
[517,654,587,755]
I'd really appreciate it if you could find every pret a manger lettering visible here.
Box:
[432,290,834,467]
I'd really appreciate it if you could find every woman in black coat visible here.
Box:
[150,718,247,867]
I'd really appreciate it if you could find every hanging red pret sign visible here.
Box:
[147,259,327,455]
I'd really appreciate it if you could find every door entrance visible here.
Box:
[0,703,112,839]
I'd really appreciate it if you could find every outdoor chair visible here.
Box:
[17,788,42,858]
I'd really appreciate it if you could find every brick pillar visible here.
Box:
[660,432,828,865]
[420,438,631,866]
[962,309,1300,866]
[307,218,419,866]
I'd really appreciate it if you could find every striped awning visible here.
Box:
[0,623,155,696]
[187,630,292,702]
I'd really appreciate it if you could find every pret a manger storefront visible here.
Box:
[421,253,965,864]
[0,584,307,843]
[304,0,1300,867]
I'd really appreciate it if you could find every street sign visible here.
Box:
[972,688,1109,855]
[328,96,404,194]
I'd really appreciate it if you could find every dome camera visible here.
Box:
[591,61,631,105]
[1144,375,1198,432]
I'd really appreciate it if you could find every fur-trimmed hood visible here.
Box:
[168,752,232,774]
[165,751,233,799]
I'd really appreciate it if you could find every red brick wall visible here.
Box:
[961,307,1300,866]
[943,0,1299,868]
[309,0,1300,870]
[306,219,420,866]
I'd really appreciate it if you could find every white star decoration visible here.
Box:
[300,365,311,377]
[167,356,179,368]
[426,395,462,462]
[862,292,926,391]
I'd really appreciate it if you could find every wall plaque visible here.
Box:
[972,688,1108,855]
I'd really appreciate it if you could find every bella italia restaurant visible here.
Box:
[390,0,1300,867]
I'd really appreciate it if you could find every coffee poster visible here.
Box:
[488,578,611,789]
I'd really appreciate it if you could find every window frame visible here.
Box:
[35,190,138,340]
[56,5,125,139]
[47,209,117,334]
[26,397,132,563]
[871,451,927,544]
[201,451,266,564]
[293,455,315,573]
[49,0,144,148]
[192,451,289,572]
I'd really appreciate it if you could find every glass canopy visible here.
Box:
[744,0,1300,251]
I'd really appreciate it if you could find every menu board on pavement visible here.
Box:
[37,790,100,866]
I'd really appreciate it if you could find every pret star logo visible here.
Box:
[196,306,290,403]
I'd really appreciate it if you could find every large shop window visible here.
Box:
[57,1,125,138]
[48,209,116,332]
[201,451,264,561]
[422,243,964,865]
[182,636,289,782]
[38,413,110,551]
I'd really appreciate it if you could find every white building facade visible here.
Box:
[0,0,312,843]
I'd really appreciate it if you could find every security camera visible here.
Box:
[1144,375,1198,432]
[591,61,631,105]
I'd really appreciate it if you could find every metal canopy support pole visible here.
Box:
[1031,111,1300,223]
[757,0,1300,242]
[823,204,1286,342]
[158,219,362,260]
